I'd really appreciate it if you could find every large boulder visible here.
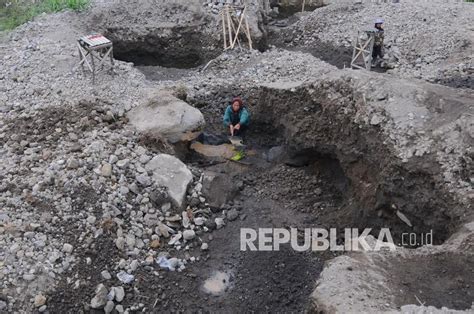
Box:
[145,154,193,208]
[128,92,205,143]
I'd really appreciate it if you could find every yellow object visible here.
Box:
[231,150,245,161]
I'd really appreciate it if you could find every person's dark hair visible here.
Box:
[232,97,243,107]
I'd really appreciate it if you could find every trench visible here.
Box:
[154,81,470,311]
[105,25,221,80]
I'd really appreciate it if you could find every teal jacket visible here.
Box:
[223,106,250,127]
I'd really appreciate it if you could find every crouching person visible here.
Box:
[223,97,250,137]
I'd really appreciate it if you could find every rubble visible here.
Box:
[0,0,472,313]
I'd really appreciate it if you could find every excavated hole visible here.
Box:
[107,30,219,69]
[187,84,462,247]
[131,83,468,311]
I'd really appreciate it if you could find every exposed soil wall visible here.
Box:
[107,25,220,68]
[189,80,464,244]
[250,82,461,243]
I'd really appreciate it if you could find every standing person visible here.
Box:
[372,18,385,67]
[223,97,250,137]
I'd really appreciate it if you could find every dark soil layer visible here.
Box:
[386,251,474,310]
[47,158,337,313]
[190,82,464,245]
[107,25,219,68]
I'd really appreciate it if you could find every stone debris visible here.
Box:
[0,0,472,312]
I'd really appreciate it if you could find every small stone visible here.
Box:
[114,286,125,302]
[115,304,124,313]
[115,237,125,250]
[66,158,79,169]
[130,260,139,272]
[227,208,239,221]
[38,305,47,312]
[0,300,7,311]
[86,215,96,224]
[136,174,151,187]
[204,220,216,230]
[101,163,112,177]
[215,218,225,229]
[116,159,129,169]
[194,217,205,226]
[149,239,161,249]
[182,211,190,228]
[157,223,171,238]
[201,243,209,250]
[168,233,182,245]
[104,300,115,313]
[34,294,46,307]
[90,284,108,309]
[101,270,112,280]
[62,243,73,253]
[183,230,196,241]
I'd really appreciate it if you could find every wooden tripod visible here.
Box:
[221,5,253,50]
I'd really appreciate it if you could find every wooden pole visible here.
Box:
[231,7,246,48]
[222,10,227,49]
[302,0,305,12]
[226,6,234,49]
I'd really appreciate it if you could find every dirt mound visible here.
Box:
[268,0,474,88]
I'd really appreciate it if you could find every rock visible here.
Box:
[114,286,125,302]
[183,230,196,241]
[201,243,209,250]
[90,284,108,309]
[101,163,113,177]
[150,190,168,206]
[101,270,112,280]
[136,174,152,187]
[104,300,115,313]
[157,222,172,238]
[115,304,124,313]
[370,114,384,126]
[202,171,238,209]
[182,211,190,228]
[34,294,46,307]
[204,220,217,230]
[87,215,97,224]
[116,159,129,169]
[115,237,125,250]
[215,218,225,229]
[266,145,286,162]
[128,92,205,143]
[62,243,73,253]
[130,259,139,272]
[66,158,79,169]
[150,239,161,248]
[0,300,7,311]
[38,305,47,312]
[145,154,193,208]
[194,217,205,226]
[169,233,182,245]
[227,208,239,221]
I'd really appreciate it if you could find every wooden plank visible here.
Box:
[222,10,227,49]
[231,7,246,48]
[226,6,233,48]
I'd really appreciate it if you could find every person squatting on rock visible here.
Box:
[372,18,385,66]
[223,97,250,137]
